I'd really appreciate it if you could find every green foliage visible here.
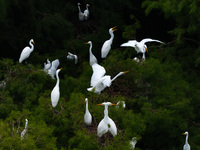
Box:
[0,0,200,149]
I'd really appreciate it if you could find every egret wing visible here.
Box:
[91,63,106,86]
[120,40,137,48]
[19,47,31,62]
[140,38,163,44]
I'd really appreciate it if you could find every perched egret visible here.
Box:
[84,4,90,20]
[121,38,163,60]
[21,119,28,140]
[116,101,126,109]
[97,102,117,137]
[85,41,98,66]
[130,137,137,149]
[67,52,78,64]
[87,63,128,94]
[44,59,52,71]
[182,131,190,150]
[48,59,60,79]
[51,68,62,107]
[84,98,92,126]
[78,3,84,21]
[19,39,35,63]
[101,26,117,58]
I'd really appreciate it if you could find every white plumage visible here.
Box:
[121,38,163,60]
[44,59,52,71]
[19,39,35,63]
[48,59,60,79]
[85,41,98,66]
[101,26,117,58]
[84,98,92,126]
[67,52,78,64]
[83,4,90,20]
[97,102,117,137]
[78,3,84,21]
[182,131,190,150]
[87,63,128,94]
[51,68,62,107]
[130,137,137,149]
[21,119,28,140]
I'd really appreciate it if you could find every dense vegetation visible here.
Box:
[0,0,200,149]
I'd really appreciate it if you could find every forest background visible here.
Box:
[0,0,200,149]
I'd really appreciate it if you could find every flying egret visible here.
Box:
[120,38,163,60]
[19,39,35,63]
[85,41,98,66]
[130,137,137,149]
[97,102,117,137]
[78,3,84,21]
[48,59,60,79]
[87,63,128,94]
[51,68,62,107]
[67,52,78,64]
[84,4,90,20]
[44,59,52,71]
[84,98,92,126]
[21,119,28,140]
[101,26,117,58]
[182,131,190,150]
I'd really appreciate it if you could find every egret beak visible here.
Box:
[97,103,103,105]
[111,103,116,105]
[59,68,63,70]
[85,42,89,44]
[182,133,186,135]
[112,26,117,31]
[123,71,129,74]
[32,41,35,45]
[146,47,148,53]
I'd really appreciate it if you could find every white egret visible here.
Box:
[97,102,117,137]
[85,41,98,66]
[130,137,137,149]
[67,52,78,64]
[182,131,190,150]
[78,3,84,21]
[84,98,92,126]
[120,38,163,60]
[84,4,90,20]
[48,59,60,79]
[21,119,28,140]
[51,68,62,107]
[44,59,52,71]
[19,39,35,63]
[87,63,128,94]
[101,26,117,58]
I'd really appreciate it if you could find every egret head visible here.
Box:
[85,98,88,102]
[182,131,189,135]
[98,102,116,106]
[30,39,35,45]
[85,41,92,45]
[111,26,117,31]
